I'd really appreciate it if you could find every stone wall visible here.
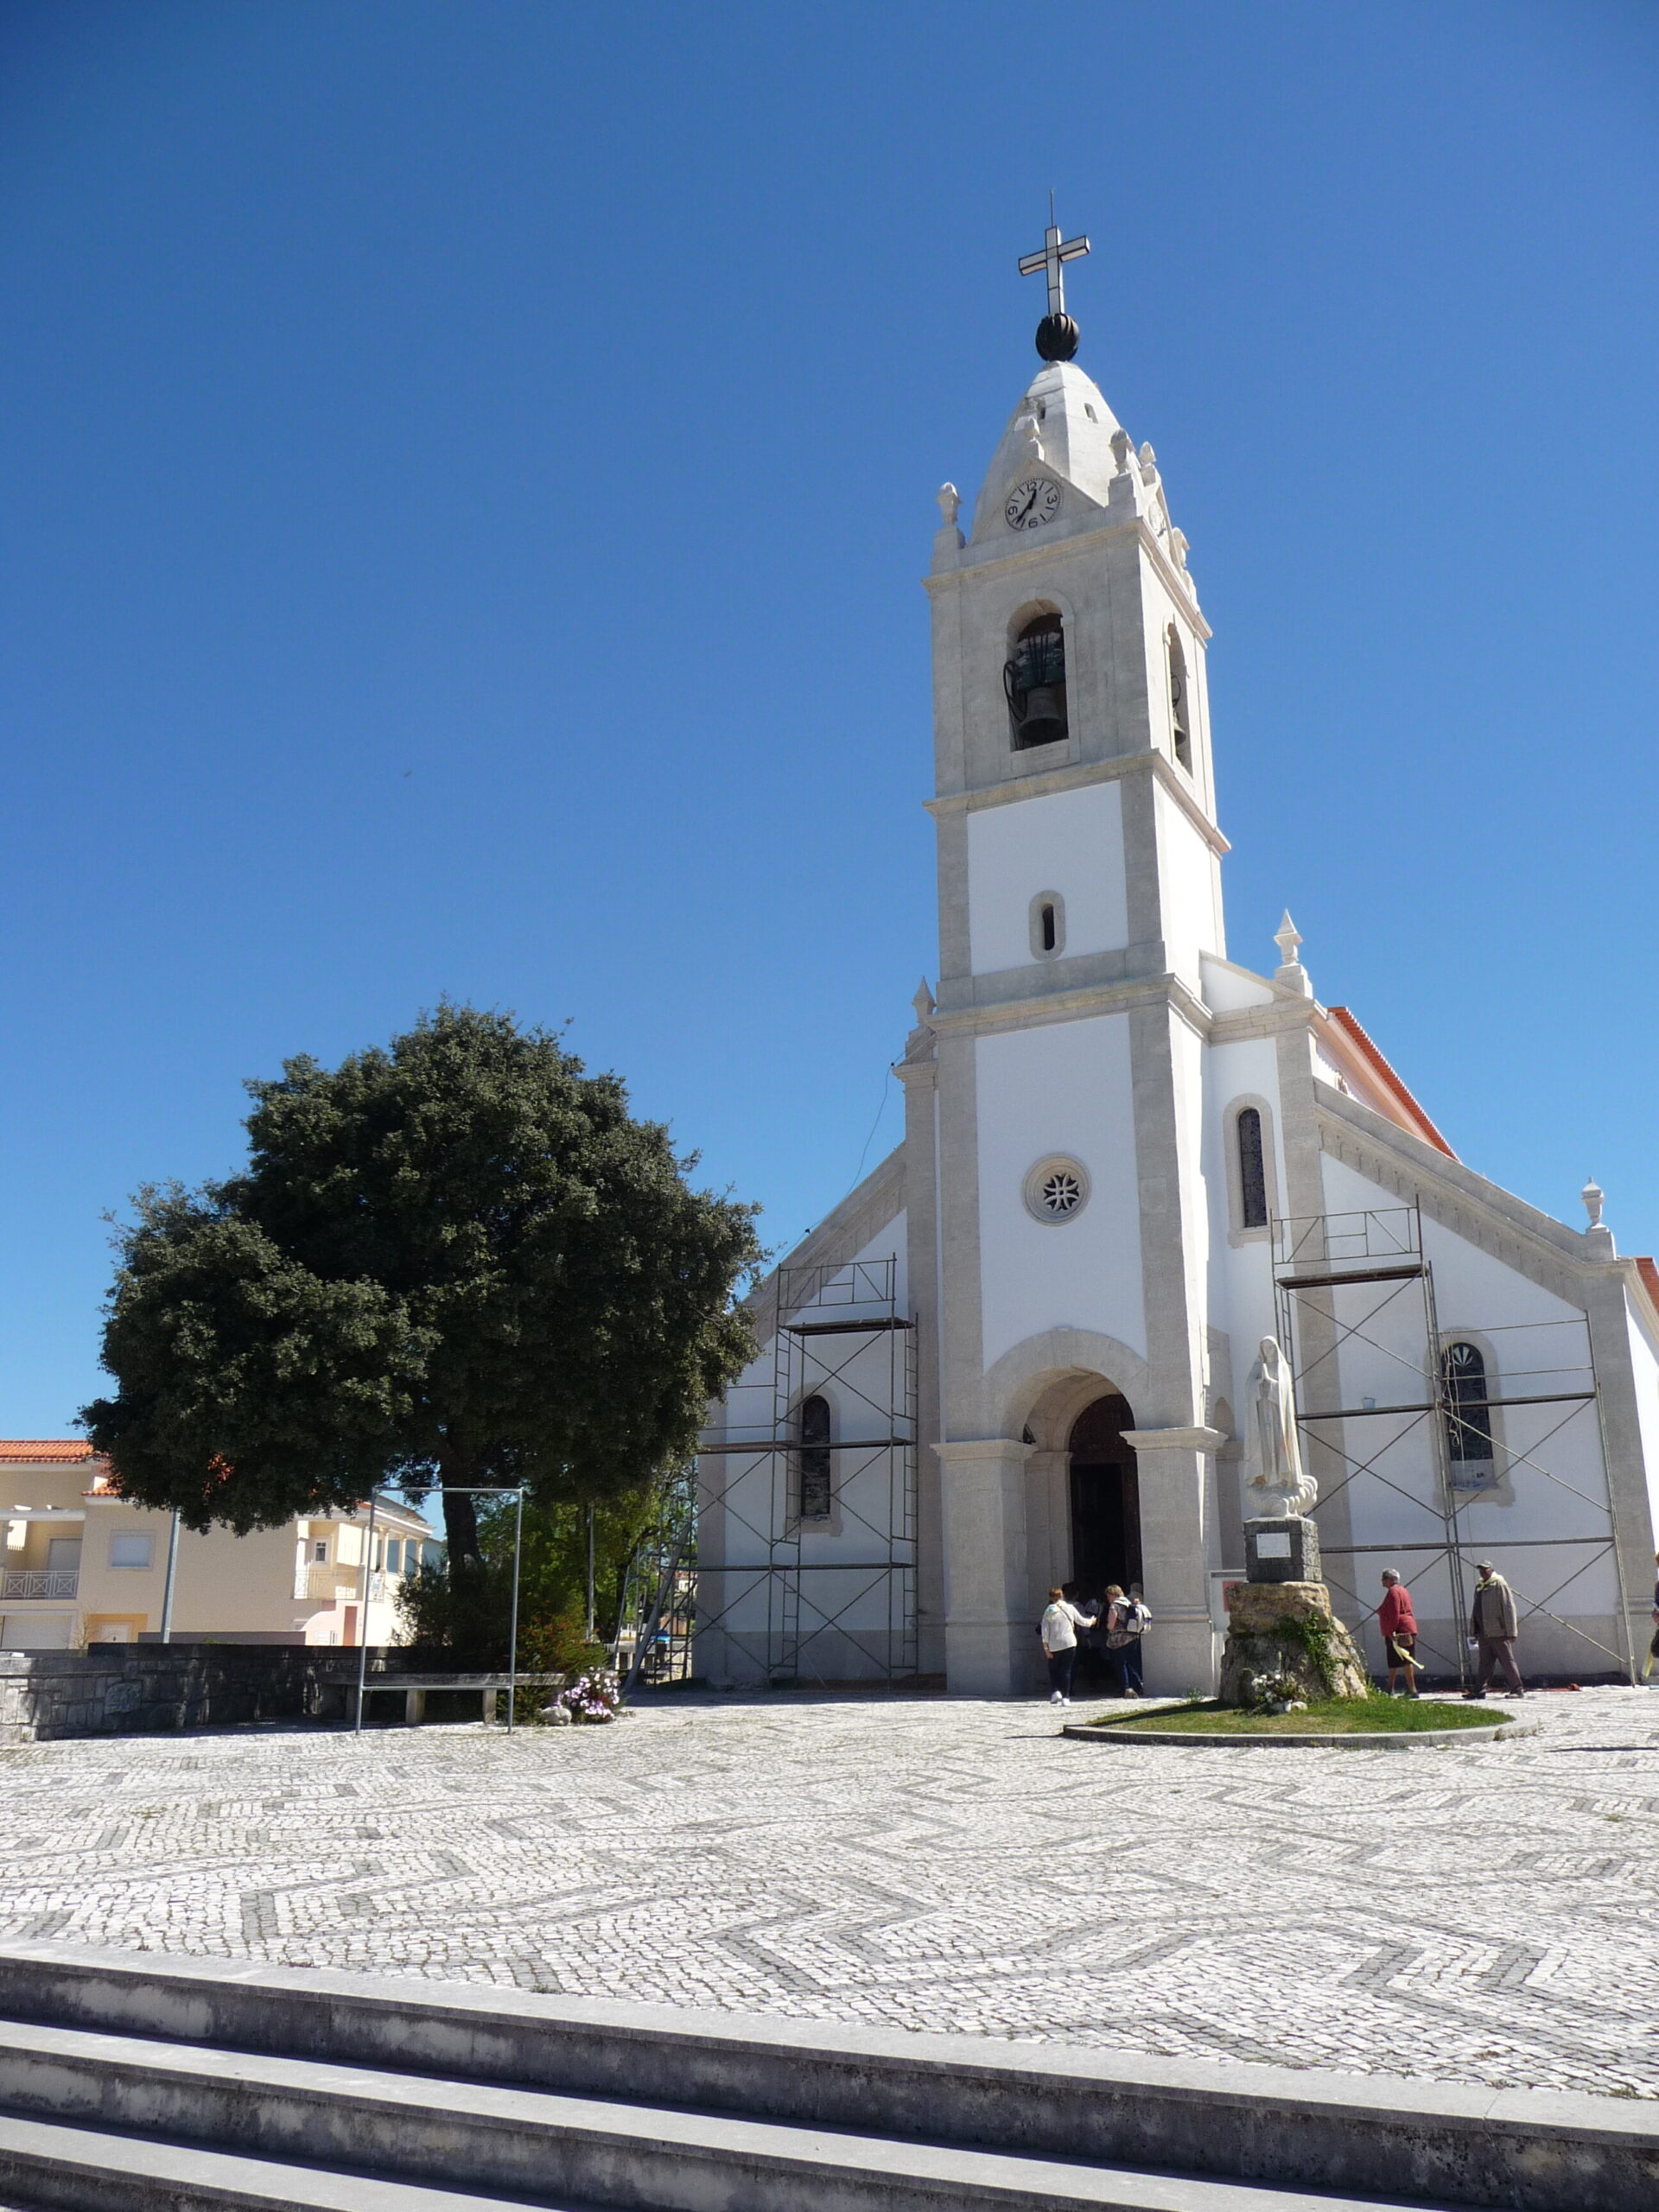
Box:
[0,1645,398,1743]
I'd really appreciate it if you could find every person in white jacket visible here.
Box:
[1040,1586,1096,1705]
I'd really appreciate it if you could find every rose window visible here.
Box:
[1039,1170,1082,1215]
[1024,1155,1090,1224]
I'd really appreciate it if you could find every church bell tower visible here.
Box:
[902,210,1229,1695]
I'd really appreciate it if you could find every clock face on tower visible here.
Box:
[1005,477,1061,531]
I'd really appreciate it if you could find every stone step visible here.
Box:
[0,1942,1653,2212]
[0,2018,1461,2212]
[0,2113,592,2212]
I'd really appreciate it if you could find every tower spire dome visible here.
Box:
[1018,192,1089,362]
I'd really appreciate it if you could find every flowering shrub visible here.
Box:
[1237,1666,1301,1712]
[555,1667,623,1724]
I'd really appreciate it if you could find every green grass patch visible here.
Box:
[1083,1696,1514,1736]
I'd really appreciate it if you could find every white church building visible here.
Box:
[695,220,1659,1699]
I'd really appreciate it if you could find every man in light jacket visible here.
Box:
[1465,1560,1525,1698]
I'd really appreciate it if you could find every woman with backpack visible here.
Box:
[1103,1583,1150,1697]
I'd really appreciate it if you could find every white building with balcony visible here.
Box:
[0,1442,437,1647]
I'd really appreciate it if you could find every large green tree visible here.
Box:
[83,1006,760,1563]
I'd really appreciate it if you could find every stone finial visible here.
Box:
[912,976,936,1026]
[1169,526,1190,571]
[1274,910,1312,998]
[1138,440,1159,485]
[1110,428,1134,475]
[1580,1176,1616,1256]
[936,483,960,527]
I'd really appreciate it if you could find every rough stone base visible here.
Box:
[1218,1581,1370,1707]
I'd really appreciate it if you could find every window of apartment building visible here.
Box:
[312,1540,329,1564]
[108,1533,154,1570]
[385,1539,402,1573]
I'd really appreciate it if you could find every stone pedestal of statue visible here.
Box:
[1243,1514,1320,1584]
[1218,1575,1370,1708]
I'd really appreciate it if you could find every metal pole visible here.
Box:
[585,1504,595,1643]
[1420,1218,1471,1694]
[353,1494,378,1733]
[1584,1322,1642,1686]
[506,1487,524,1732]
[159,1511,181,1643]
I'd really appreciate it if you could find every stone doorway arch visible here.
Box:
[1067,1392,1142,1605]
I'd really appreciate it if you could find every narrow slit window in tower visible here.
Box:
[1040,902,1057,951]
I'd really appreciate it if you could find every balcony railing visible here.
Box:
[294,1567,391,1605]
[0,1570,79,1601]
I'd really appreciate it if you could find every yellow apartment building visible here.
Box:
[0,1442,438,1649]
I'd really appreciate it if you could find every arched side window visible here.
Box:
[1442,1343,1497,1489]
[797,1394,832,1520]
[1224,1096,1276,1242]
[1004,613,1069,750]
[1166,625,1193,772]
[1028,889,1066,960]
[1236,1107,1268,1230]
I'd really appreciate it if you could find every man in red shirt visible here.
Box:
[1377,1568,1423,1697]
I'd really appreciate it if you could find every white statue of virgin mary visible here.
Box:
[1243,1335,1318,1518]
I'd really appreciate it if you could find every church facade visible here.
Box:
[696,257,1659,1699]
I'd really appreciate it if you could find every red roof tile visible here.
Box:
[0,1440,96,1462]
[1322,1007,1456,1158]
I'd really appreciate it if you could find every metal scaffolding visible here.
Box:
[693,1255,918,1685]
[613,1469,697,1689]
[1272,1204,1638,1686]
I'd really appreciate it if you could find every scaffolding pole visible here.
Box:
[693,1255,918,1687]
[1273,1203,1636,1688]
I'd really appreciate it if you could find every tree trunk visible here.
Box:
[442,1484,482,1567]
[437,1468,497,1669]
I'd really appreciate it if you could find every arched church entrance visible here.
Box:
[1067,1393,1142,1618]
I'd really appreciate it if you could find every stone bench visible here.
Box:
[344,1673,566,1726]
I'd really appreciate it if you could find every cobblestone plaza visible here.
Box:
[0,1690,1654,2101]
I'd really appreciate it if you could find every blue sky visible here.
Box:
[3,1,1656,1436]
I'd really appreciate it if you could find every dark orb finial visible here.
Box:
[1035,312,1080,363]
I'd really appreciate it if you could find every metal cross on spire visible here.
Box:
[1018,190,1090,321]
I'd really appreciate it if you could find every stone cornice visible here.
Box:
[1312,1090,1615,1309]
[1121,1426,1228,1452]
[928,514,1135,593]
[740,1144,906,1343]
[925,747,1230,858]
[932,1437,1034,1461]
[928,513,1212,642]
[919,963,1320,1057]
[1209,998,1321,1045]
[926,969,1213,1046]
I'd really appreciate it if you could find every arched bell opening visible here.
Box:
[1004,612,1069,750]
[1166,624,1193,772]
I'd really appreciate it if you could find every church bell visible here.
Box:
[1004,620,1069,748]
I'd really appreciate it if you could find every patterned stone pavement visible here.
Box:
[0,1688,1655,2100]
